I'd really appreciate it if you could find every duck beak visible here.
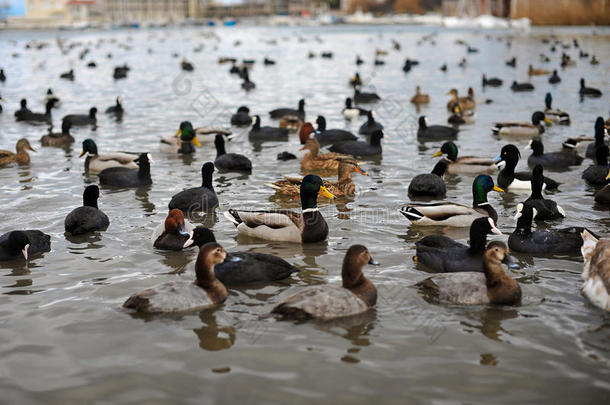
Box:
[432,150,443,157]
[79,150,86,157]
[368,256,379,265]
[493,155,502,163]
[192,136,201,147]
[22,244,30,261]
[544,117,552,125]
[299,145,307,151]
[606,169,610,180]
[229,255,243,262]
[174,129,182,137]
[502,254,521,270]
[28,145,36,152]
[355,166,368,176]
[493,185,504,192]
[318,186,334,199]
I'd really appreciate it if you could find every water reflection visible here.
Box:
[193,309,236,351]
[134,186,155,214]
[461,307,519,342]
[314,310,377,347]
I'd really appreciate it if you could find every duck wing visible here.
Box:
[97,152,138,164]
[271,285,368,320]
[416,273,489,304]
[0,149,15,159]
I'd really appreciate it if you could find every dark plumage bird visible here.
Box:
[214,134,252,172]
[181,59,194,71]
[543,93,570,125]
[264,57,276,65]
[342,97,369,121]
[105,97,123,115]
[579,78,602,98]
[0,68,5,82]
[582,145,609,186]
[98,153,153,187]
[230,106,252,126]
[417,116,458,141]
[40,120,74,147]
[329,130,383,157]
[595,184,610,205]
[495,144,559,191]
[586,117,608,158]
[511,81,534,92]
[358,111,383,135]
[241,69,255,91]
[415,217,502,273]
[14,99,30,119]
[408,160,447,198]
[526,139,583,169]
[249,115,289,141]
[152,209,193,251]
[0,230,51,261]
[64,185,109,235]
[60,69,74,80]
[314,115,357,145]
[353,88,381,104]
[113,65,129,79]
[548,70,561,84]
[355,55,364,65]
[169,162,219,212]
[506,57,516,67]
[523,166,565,220]
[482,74,502,87]
[269,99,305,121]
[63,107,97,126]
[15,99,53,123]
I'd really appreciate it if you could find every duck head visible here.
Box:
[214,134,227,157]
[252,115,261,130]
[531,111,550,125]
[298,99,305,111]
[345,97,353,108]
[16,138,35,153]
[19,98,27,109]
[494,144,520,171]
[298,122,315,144]
[470,217,502,252]
[195,242,227,288]
[544,92,552,109]
[446,88,458,98]
[236,105,250,114]
[6,231,30,261]
[342,244,378,307]
[434,141,458,161]
[83,185,101,208]
[201,161,215,189]
[485,241,520,270]
[472,175,503,205]
[300,174,334,209]
[89,107,98,119]
[316,115,326,131]
[80,138,98,157]
[61,119,72,134]
[418,115,428,130]
[165,208,191,239]
[175,121,201,146]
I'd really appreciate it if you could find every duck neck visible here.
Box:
[215,139,226,157]
[529,177,544,200]
[515,215,532,235]
[138,160,151,179]
[342,264,377,307]
[195,259,228,303]
[201,170,214,190]
[83,194,98,209]
[469,225,488,253]
[370,133,382,146]
[483,261,521,305]
[300,192,318,210]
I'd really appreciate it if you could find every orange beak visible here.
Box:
[355,166,368,176]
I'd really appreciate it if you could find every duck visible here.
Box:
[44,88,61,107]
[64,185,109,235]
[300,138,351,171]
[528,64,550,75]
[15,99,53,123]
[526,139,583,169]
[271,245,377,320]
[342,97,369,120]
[353,88,381,104]
[349,73,362,87]
[510,81,534,92]
[263,57,276,65]
[522,166,565,220]
[415,241,521,305]
[0,230,51,261]
[266,159,367,198]
[433,141,495,174]
[0,68,5,82]
[418,116,458,141]
[328,130,383,157]
[181,59,194,71]
[189,227,299,286]
[492,111,549,137]
[590,55,600,65]
[123,242,229,314]
[408,160,447,198]
[595,183,610,205]
[98,153,153,187]
[279,115,302,132]
[506,57,516,68]
[580,230,610,311]
[582,146,609,186]
[446,89,474,111]
[482,74,503,87]
[159,121,202,154]
[0,138,35,166]
[62,107,97,126]
[151,209,195,251]
[548,70,561,84]
[414,217,502,273]
[224,175,333,243]
[59,69,74,80]
[447,102,475,125]
[508,204,594,254]
[105,96,124,115]
[579,78,602,98]
[358,111,384,135]
[230,106,252,126]
[410,86,430,104]
[240,69,255,91]
[355,56,364,65]
[495,144,559,192]
[543,93,570,125]
[269,99,305,121]
[40,120,74,147]
[80,139,138,174]
[586,117,608,158]
[0,93,4,113]
[168,162,219,213]
[315,115,357,145]
[400,175,503,227]
[214,134,252,173]
[249,115,289,141]
[13,99,31,119]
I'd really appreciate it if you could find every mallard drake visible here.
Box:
[64,185,109,235]
[415,241,521,305]
[300,138,351,171]
[433,141,495,174]
[168,162,219,213]
[269,99,305,121]
[543,93,570,125]
[582,147,609,186]
[98,153,153,187]
[528,64,550,76]
[349,73,362,87]
[266,159,367,198]
[328,130,383,157]
[15,99,53,124]
[214,134,252,172]
[495,144,559,192]
[0,230,51,261]
[151,209,195,251]
[580,230,610,311]
[415,217,502,273]
[525,139,583,169]
[509,204,595,254]
[230,106,252,126]
[359,111,384,135]
[410,86,430,104]
[159,121,201,154]
[446,88,474,111]
[40,120,74,147]
[447,102,475,125]
[418,116,458,141]
[123,242,229,313]
[343,97,369,121]
[510,81,534,92]
[400,175,503,227]
[482,74,502,87]
[353,88,381,104]
[105,96,123,115]
[80,139,138,174]
[224,175,333,243]
[408,160,447,198]
[315,115,357,145]
[62,107,97,126]
[522,167,565,220]
[0,138,35,166]
[249,115,289,141]
[548,70,561,84]
[579,78,602,98]
[271,245,377,320]
[492,111,550,137]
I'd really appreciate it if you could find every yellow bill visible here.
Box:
[355,166,368,176]
[192,136,201,147]
[432,150,443,157]
[493,185,504,192]
[79,150,86,157]
[544,117,552,125]
[174,129,182,137]
[606,168,610,180]
[318,186,334,199]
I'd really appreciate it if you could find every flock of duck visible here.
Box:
[0,31,609,323]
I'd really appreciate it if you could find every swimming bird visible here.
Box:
[580,230,610,311]
[214,134,252,172]
[433,141,495,174]
[415,217,502,273]
[358,111,384,135]
[328,130,383,157]
[447,102,475,125]
[349,73,362,87]
[230,106,252,126]
[492,111,549,137]
[579,78,602,98]
[159,121,203,154]
[528,64,550,75]
[64,185,109,235]
[510,81,534,92]
[98,153,153,187]
[300,138,350,171]
[410,86,430,104]
[224,175,333,243]
[495,144,559,191]
[62,107,97,126]
[548,70,561,84]
[522,167,565,220]
[525,139,583,169]
[271,244,377,320]
[151,209,195,251]
[105,97,124,116]
[15,99,53,123]
[0,69,5,82]
[353,88,381,104]
[400,175,503,227]
[0,230,51,261]
[595,183,610,205]
[415,241,521,305]
[342,97,369,120]
[418,116,458,141]
[168,162,219,213]
[14,99,30,119]
[241,68,255,91]
[0,138,35,166]
[446,89,474,111]
[506,57,516,67]
[80,139,138,174]
[543,93,570,125]
[315,115,357,145]
[582,146,609,186]
[60,69,74,80]
[181,59,194,71]
[408,160,448,198]
[269,99,305,121]
[482,74,502,87]
[123,242,229,313]
[249,115,289,141]
[44,88,61,107]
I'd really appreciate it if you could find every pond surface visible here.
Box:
[0,24,609,403]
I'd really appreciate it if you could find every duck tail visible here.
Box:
[399,206,423,222]
[491,125,501,135]
[224,209,242,227]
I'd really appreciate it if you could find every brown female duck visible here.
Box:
[0,139,35,166]
[300,138,351,171]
